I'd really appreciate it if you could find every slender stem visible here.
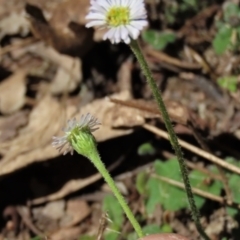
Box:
[88,150,144,238]
[130,40,210,240]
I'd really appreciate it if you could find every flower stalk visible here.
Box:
[52,114,144,238]
[87,149,144,238]
[129,39,210,240]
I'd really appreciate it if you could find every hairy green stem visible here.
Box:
[130,40,210,240]
[69,127,143,237]
[87,149,144,238]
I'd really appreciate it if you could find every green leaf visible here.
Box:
[146,177,163,214]
[222,157,240,216]
[136,171,148,195]
[145,159,223,212]
[160,224,172,233]
[30,237,43,240]
[189,169,222,209]
[181,0,198,10]
[217,76,238,92]
[224,3,240,22]
[225,157,240,167]
[137,142,156,156]
[79,235,95,240]
[226,174,240,216]
[142,224,162,235]
[146,159,188,213]
[142,30,176,50]
[213,26,232,54]
[103,194,124,231]
[105,232,119,240]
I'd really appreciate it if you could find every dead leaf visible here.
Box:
[0,110,29,142]
[0,70,27,114]
[60,199,90,227]
[49,0,90,27]
[111,105,147,127]
[0,11,29,40]
[26,3,94,56]
[0,91,132,176]
[32,175,102,205]
[83,91,133,141]
[50,226,82,240]
[0,95,75,175]
[48,49,82,94]
[27,44,82,94]
[42,200,65,220]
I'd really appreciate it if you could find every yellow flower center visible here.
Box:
[106,7,130,27]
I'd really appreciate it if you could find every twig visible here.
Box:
[143,124,240,175]
[152,174,240,209]
[162,151,222,181]
[145,47,201,70]
[17,206,45,237]
[187,121,232,202]
[31,156,124,205]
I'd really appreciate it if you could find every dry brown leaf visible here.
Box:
[0,11,29,40]
[45,48,82,94]
[50,226,82,240]
[28,44,82,94]
[0,0,64,20]
[32,174,102,205]
[42,200,65,220]
[0,70,27,114]
[60,199,90,227]
[111,105,147,127]
[0,91,132,176]
[26,3,94,56]
[82,91,133,141]
[49,0,90,28]
[0,110,29,142]
[0,95,76,175]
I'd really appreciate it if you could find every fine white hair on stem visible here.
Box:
[85,0,148,44]
[52,113,101,155]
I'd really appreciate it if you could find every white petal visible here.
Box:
[98,0,112,11]
[126,25,140,39]
[85,12,105,20]
[123,36,131,44]
[131,20,148,30]
[86,20,105,28]
[103,28,116,40]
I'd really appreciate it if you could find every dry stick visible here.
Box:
[143,124,240,175]
[151,174,240,209]
[97,212,110,240]
[187,121,232,202]
[17,206,45,237]
[162,151,222,181]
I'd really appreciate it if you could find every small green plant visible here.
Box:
[217,76,238,92]
[137,142,156,156]
[136,157,240,219]
[213,3,240,54]
[225,157,240,217]
[142,30,176,50]
[103,194,124,240]
[163,0,205,25]
[139,159,222,213]
[79,235,95,240]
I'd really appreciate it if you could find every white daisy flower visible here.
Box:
[85,0,148,44]
[52,113,101,155]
